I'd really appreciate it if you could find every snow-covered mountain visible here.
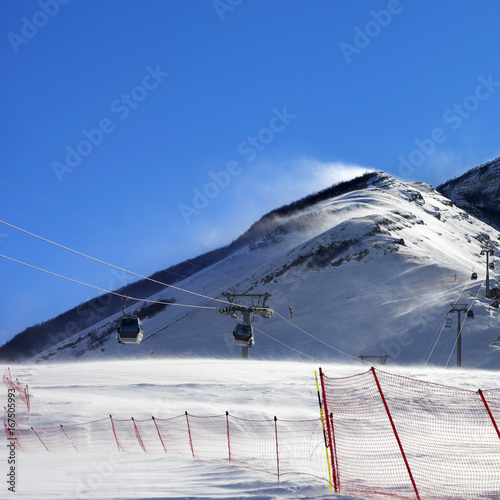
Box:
[438,156,500,231]
[32,171,500,370]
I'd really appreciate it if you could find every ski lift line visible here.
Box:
[0,253,218,311]
[0,219,238,309]
[430,274,476,366]
[0,203,235,289]
[0,178,158,250]
[253,326,321,362]
[0,177,241,289]
[444,284,482,368]
[0,205,137,265]
[272,310,360,362]
[423,316,448,367]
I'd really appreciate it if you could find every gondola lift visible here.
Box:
[490,337,500,349]
[467,310,475,319]
[117,297,144,345]
[445,317,452,328]
[232,323,255,348]
[471,272,478,280]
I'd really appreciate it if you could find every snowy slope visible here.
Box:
[33,173,500,369]
[3,359,500,500]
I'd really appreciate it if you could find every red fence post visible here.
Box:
[226,411,231,464]
[329,412,340,491]
[185,411,194,458]
[319,367,339,492]
[109,415,123,452]
[274,416,280,481]
[31,427,49,452]
[132,417,147,453]
[371,368,421,500]
[152,416,167,453]
[478,389,500,440]
[25,385,30,413]
[60,424,78,452]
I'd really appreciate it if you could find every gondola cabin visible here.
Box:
[117,315,144,344]
[490,337,500,349]
[233,323,254,348]
[471,272,478,280]
[490,262,495,269]
[467,310,475,319]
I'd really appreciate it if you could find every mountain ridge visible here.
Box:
[437,156,500,231]
[27,171,500,369]
[2,167,499,366]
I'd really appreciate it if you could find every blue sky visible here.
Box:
[2,0,500,345]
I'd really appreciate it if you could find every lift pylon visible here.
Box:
[219,291,274,359]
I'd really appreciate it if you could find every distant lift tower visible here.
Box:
[449,303,470,368]
[480,245,495,298]
[219,291,274,359]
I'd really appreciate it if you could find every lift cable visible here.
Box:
[272,310,361,362]
[424,273,476,367]
[0,219,237,308]
[0,178,239,288]
[423,317,448,367]
[252,326,321,362]
[0,253,218,311]
[444,281,483,368]
[0,178,157,249]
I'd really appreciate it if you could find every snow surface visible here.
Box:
[3,358,500,500]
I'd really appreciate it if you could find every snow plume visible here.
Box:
[243,157,374,209]
[193,157,373,251]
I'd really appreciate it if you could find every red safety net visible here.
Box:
[6,414,328,482]
[3,367,30,412]
[320,367,500,500]
[3,369,329,484]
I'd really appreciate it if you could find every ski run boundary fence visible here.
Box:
[4,367,500,499]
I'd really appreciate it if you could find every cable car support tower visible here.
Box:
[219,291,274,359]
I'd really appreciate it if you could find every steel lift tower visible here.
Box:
[219,291,274,359]
[480,245,495,298]
[449,302,474,368]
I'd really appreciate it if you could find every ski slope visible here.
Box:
[32,174,500,370]
[3,358,500,499]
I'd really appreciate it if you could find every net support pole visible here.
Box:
[152,416,167,453]
[109,415,123,452]
[31,427,49,452]
[226,411,232,463]
[478,389,500,440]
[371,367,420,500]
[314,370,333,491]
[274,416,280,481]
[60,424,78,452]
[319,367,339,492]
[25,385,30,413]
[185,411,195,458]
[329,412,339,490]
[132,417,147,453]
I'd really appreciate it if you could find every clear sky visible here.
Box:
[2,0,500,346]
